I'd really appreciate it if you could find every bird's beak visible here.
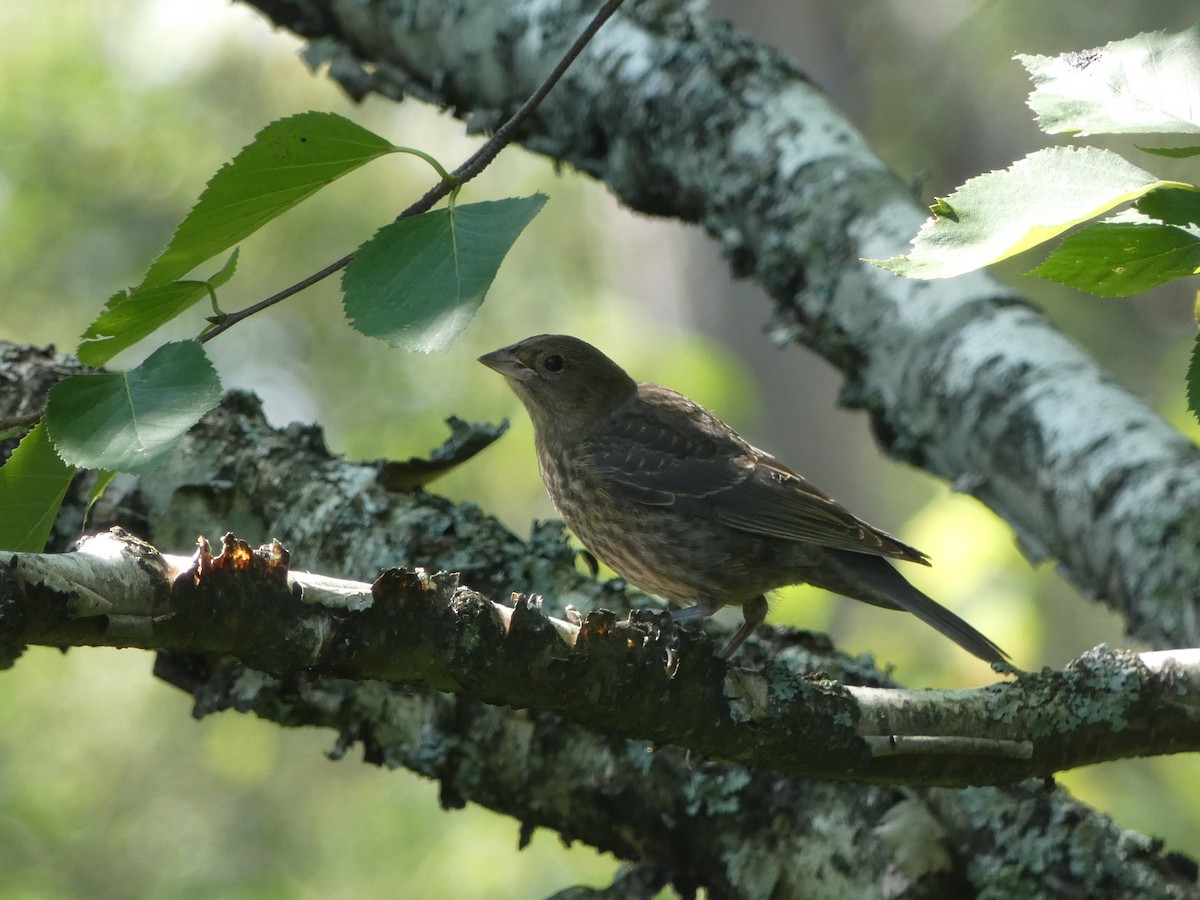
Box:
[478,347,533,382]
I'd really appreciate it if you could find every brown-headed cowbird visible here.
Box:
[479,334,1006,665]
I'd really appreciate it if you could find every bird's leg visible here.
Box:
[719,594,768,659]
[669,604,709,623]
[669,596,768,658]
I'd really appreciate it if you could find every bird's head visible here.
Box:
[478,334,637,442]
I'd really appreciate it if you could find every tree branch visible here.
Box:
[6,527,1200,787]
[2,340,1196,897]
[234,0,1200,655]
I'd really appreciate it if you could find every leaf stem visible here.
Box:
[201,0,627,344]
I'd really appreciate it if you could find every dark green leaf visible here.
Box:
[78,250,239,367]
[46,341,222,474]
[83,470,118,531]
[141,112,396,289]
[343,195,548,352]
[1028,222,1200,296]
[1136,187,1200,227]
[1140,146,1200,159]
[1188,333,1200,425]
[0,420,75,552]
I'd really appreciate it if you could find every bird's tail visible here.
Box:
[821,551,1009,666]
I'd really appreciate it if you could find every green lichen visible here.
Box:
[956,785,1185,899]
[985,647,1148,739]
[683,768,752,817]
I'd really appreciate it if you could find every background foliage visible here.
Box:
[1,1,1198,894]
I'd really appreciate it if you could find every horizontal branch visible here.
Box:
[3,341,1194,895]
[6,529,1199,787]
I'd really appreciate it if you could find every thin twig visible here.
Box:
[0,411,43,433]
[200,0,627,344]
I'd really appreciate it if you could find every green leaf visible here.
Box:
[1028,222,1200,297]
[872,147,1181,279]
[45,341,222,474]
[343,195,548,352]
[1189,333,1200,425]
[1017,25,1200,135]
[77,250,239,367]
[0,421,75,552]
[141,112,397,289]
[82,470,117,532]
[1139,145,1200,159]
[1136,187,1200,227]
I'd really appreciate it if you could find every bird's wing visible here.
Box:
[584,385,928,564]
[702,457,929,563]
[583,385,751,504]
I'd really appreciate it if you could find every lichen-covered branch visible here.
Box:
[157,650,1198,900]
[235,0,1200,655]
[5,528,1200,787]
[1,340,1196,897]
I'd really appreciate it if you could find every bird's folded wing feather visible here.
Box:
[584,387,928,564]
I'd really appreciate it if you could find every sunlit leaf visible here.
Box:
[872,147,1180,279]
[1017,25,1200,135]
[343,195,547,352]
[46,341,222,474]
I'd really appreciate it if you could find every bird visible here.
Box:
[478,334,1007,665]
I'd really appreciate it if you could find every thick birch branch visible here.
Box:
[5,528,1200,787]
[236,0,1200,654]
[1,342,1196,897]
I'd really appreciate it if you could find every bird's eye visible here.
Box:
[542,354,565,373]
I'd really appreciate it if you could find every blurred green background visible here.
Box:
[1,1,1198,895]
